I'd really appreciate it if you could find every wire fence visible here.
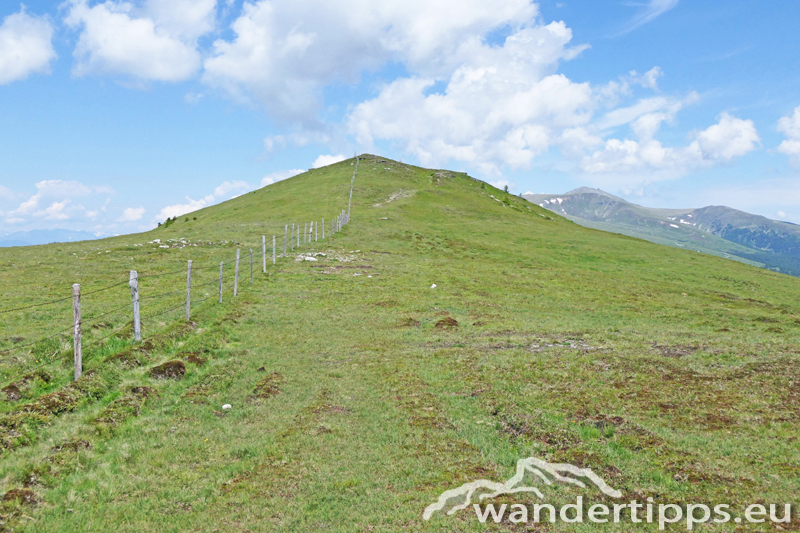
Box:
[0,196,355,384]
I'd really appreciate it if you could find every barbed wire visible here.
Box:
[82,302,131,325]
[0,324,74,355]
[0,295,73,315]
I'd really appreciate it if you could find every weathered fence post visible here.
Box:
[314,221,318,242]
[72,283,82,381]
[291,224,295,252]
[272,235,276,265]
[129,271,141,342]
[250,249,254,284]
[284,225,288,256]
[262,236,266,273]
[186,260,192,321]
[219,262,223,303]
[234,249,240,297]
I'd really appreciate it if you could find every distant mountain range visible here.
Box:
[523,188,800,277]
[0,229,105,247]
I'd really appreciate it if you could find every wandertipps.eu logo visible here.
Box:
[423,456,621,522]
[423,457,794,529]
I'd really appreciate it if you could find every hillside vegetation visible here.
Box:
[0,155,797,531]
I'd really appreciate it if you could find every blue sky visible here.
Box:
[1,0,799,235]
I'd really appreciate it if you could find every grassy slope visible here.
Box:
[0,155,798,531]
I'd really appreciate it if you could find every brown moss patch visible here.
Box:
[253,372,283,399]
[149,360,186,380]
[2,370,51,401]
[2,488,37,506]
[400,317,420,328]
[185,354,206,366]
[434,317,459,329]
[93,386,157,431]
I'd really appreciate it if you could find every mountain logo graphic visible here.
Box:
[423,456,622,520]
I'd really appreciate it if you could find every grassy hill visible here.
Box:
[0,155,798,531]
[525,188,800,276]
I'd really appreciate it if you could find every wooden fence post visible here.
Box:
[219,262,223,303]
[234,249,240,297]
[262,236,266,273]
[129,271,141,342]
[284,225,287,256]
[272,235,276,265]
[72,283,82,381]
[314,221,318,242]
[186,260,192,321]
[250,249,254,284]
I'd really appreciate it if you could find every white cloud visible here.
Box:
[349,21,591,176]
[202,0,540,122]
[43,200,71,220]
[777,106,800,166]
[0,6,56,85]
[154,180,251,222]
[619,0,679,35]
[312,154,345,168]
[261,169,303,186]
[691,112,760,161]
[64,0,216,82]
[581,112,760,179]
[0,184,13,200]
[12,180,95,216]
[628,66,663,91]
[184,91,203,104]
[119,206,145,221]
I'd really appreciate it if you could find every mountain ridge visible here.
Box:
[523,188,800,276]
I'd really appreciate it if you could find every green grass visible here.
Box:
[0,154,797,531]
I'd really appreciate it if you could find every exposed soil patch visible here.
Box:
[528,339,598,352]
[149,360,186,380]
[184,354,207,366]
[400,317,420,328]
[495,412,580,450]
[434,317,459,329]
[51,439,91,454]
[373,300,397,308]
[651,343,700,358]
[253,372,283,399]
[2,488,37,506]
